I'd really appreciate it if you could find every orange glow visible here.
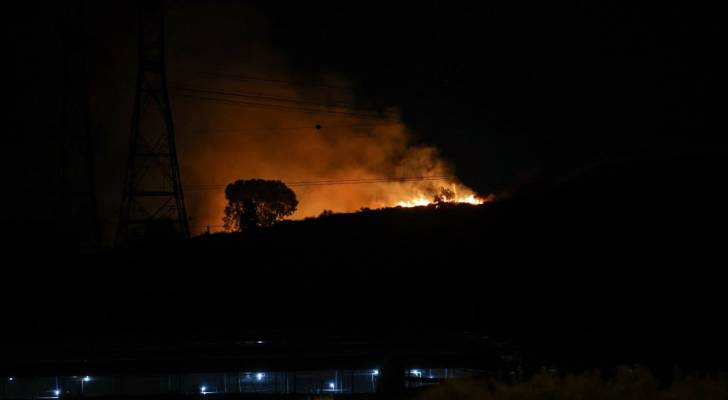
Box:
[395,190,494,208]
[396,197,433,208]
[171,67,492,233]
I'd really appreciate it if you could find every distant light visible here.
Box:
[83,376,91,382]
[256,373,264,381]
[411,369,422,377]
[256,340,264,344]
[200,386,207,394]
[8,377,13,382]
[53,390,61,396]
[372,369,379,376]
[328,382,335,389]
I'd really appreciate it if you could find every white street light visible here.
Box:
[80,376,91,394]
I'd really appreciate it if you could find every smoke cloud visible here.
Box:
[175,93,479,233]
[85,2,481,238]
[158,3,482,234]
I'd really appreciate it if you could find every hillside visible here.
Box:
[3,154,727,376]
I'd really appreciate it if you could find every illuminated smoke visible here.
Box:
[175,97,486,233]
[160,4,487,234]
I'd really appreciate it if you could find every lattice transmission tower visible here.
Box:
[117,0,189,245]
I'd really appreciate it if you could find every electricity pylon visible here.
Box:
[117,0,189,245]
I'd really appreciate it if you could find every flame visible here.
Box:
[173,55,495,230]
[456,194,488,205]
[394,190,494,208]
[395,197,433,207]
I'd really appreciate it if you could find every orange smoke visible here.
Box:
[171,75,488,234]
[164,36,487,233]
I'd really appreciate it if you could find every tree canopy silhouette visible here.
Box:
[223,179,298,231]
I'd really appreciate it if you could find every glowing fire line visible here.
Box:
[395,193,490,208]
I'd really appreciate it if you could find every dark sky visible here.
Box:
[4,1,726,241]
[253,2,725,185]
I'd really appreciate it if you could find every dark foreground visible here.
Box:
[2,155,727,384]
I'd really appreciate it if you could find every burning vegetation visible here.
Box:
[163,15,493,232]
[395,187,494,208]
[182,110,494,232]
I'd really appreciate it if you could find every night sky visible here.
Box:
[257,2,725,177]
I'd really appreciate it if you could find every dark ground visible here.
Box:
[2,153,727,379]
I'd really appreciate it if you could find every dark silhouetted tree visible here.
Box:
[223,179,298,231]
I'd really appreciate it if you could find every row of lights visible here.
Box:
[201,372,265,394]
[9,370,406,397]
[200,370,380,395]
[11,371,381,396]
[6,376,91,398]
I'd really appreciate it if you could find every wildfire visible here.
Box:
[396,198,433,208]
[394,189,494,208]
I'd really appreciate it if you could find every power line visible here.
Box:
[187,122,399,135]
[175,92,396,120]
[171,85,360,110]
[191,175,455,187]
[186,175,457,191]
[193,70,353,92]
